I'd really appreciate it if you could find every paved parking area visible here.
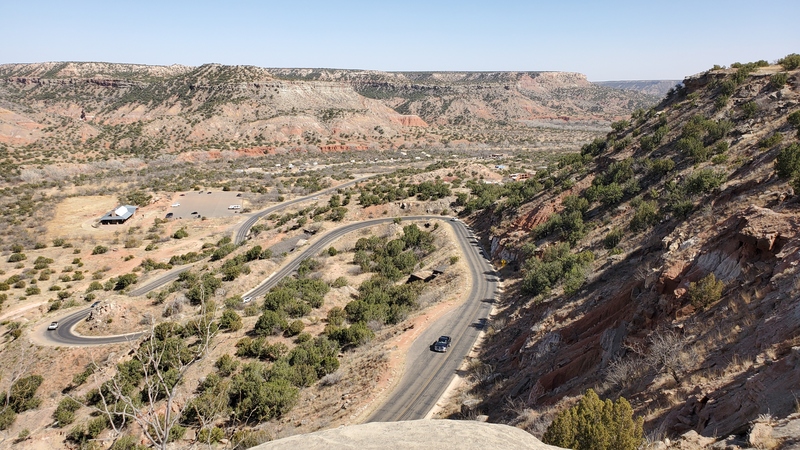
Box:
[167,191,247,219]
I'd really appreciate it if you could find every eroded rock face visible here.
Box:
[658,205,800,301]
[254,419,565,450]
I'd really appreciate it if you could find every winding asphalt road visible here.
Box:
[41,213,497,422]
[43,306,145,346]
[232,176,370,245]
[239,215,497,421]
[366,218,498,422]
[127,176,371,297]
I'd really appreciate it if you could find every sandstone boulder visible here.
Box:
[254,419,565,450]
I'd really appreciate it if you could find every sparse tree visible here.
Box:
[91,299,218,450]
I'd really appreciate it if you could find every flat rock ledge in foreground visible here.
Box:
[255,419,565,450]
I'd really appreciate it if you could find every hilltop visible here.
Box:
[449,57,800,447]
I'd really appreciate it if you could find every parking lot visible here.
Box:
[167,191,247,219]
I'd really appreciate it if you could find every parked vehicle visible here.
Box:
[48,322,59,330]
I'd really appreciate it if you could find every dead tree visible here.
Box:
[94,296,218,450]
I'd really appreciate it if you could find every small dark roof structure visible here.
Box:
[100,205,137,225]
[432,265,448,275]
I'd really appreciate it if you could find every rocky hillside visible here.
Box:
[459,58,800,446]
[595,80,681,97]
[0,62,659,167]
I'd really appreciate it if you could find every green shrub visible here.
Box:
[770,72,789,89]
[219,309,243,332]
[198,426,225,444]
[215,354,239,377]
[629,201,659,232]
[522,244,594,297]
[72,364,96,386]
[8,374,43,413]
[53,397,82,427]
[7,253,26,263]
[688,273,724,309]
[543,389,643,450]
[775,143,800,179]
[92,245,108,255]
[25,286,40,296]
[331,276,348,288]
[114,273,138,290]
[683,170,725,195]
[778,53,800,70]
[712,153,729,165]
[254,310,287,336]
[285,320,305,337]
[788,111,800,129]
[714,95,730,110]
[121,190,152,207]
[0,409,16,431]
[230,429,272,449]
[327,306,346,327]
[759,133,783,149]
[741,101,758,119]
[172,228,189,239]
[611,120,629,133]
[110,434,148,450]
[228,363,299,423]
[327,322,374,348]
[85,281,103,293]
[648,158,675,177]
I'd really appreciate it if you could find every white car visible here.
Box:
[242,296,253,304]
[47,322,59,330]
[171,203,180,207]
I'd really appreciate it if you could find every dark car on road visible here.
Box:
[433,335,452,352]
[165,212,173,219]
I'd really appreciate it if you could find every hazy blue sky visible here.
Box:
[3,0,798,81]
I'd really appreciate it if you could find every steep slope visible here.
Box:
[458,60,800,444]
[595,80,681,97]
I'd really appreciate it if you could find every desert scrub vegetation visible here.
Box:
[351,223,434,281]
[521,242,594,297]
[0,374,44,431]
[775,143,800,179]
[778,53,800,71]
[543,389,643,450]
[532,195,588,245]
[688,273,724,309]
[676,115,732,163]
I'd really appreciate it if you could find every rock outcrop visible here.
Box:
[255,420,565,450]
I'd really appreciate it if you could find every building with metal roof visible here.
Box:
[99,205,137,225]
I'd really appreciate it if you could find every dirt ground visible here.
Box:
[3,188,479,448]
